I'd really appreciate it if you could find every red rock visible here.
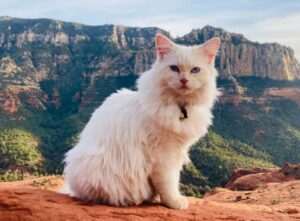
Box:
[0,174,300,221]
[226,164,300,191]
[2,94,19,113]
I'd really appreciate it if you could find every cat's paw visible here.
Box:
[151,194,161,203]
[163,195,189,210]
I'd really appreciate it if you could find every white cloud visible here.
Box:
[126,9,268,37]
[233,13,300,60]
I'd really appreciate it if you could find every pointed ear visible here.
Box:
[155,34,174,59]
[202,37,220,63]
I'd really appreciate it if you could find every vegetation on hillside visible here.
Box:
[214,77,300,165]
[0,128,43,180]
[0,76,299,198]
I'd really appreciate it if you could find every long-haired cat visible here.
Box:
[63,34,220,209]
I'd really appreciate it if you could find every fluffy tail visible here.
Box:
[59,183,75,197]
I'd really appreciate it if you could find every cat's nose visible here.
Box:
[179,77,188,85]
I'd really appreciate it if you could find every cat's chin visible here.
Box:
[173,87,194,95]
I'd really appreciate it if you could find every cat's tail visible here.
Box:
[59,182,75,197]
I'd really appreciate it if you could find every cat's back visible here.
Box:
[93,88,139,118]
[67,88,142,155]
[64,88,153,205]
[106,88,137,103]
[102,88,137,107]
[83,88,141,139]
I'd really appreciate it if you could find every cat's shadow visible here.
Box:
[76,198,164,208]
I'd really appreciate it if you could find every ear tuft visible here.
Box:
[155,34,174,59]
[202,37,220,63]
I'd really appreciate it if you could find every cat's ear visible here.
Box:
[155,34,174,59]
[202,37,220,64]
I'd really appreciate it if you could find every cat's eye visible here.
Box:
[169,65,180,73]
[191,67,201,73]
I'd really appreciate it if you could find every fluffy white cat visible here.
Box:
[63,34,220,209]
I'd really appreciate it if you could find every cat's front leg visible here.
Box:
[150,158,188,209]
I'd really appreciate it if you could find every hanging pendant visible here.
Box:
[179,106,188,121]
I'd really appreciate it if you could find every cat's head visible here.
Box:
[153,34,220,96]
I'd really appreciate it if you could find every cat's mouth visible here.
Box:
[176,85,193,95]
[163,81,193,95]
[178,84,190,90]
[179,85,188,89]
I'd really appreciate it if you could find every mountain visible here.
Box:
[0,17,300,193]
[180,26,300,80]
[0,17,299,114]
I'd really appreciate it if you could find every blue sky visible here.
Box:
[1,0,300,59]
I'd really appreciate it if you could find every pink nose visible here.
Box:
[180,78,188,85]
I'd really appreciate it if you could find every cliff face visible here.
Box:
[0,17,299,113]
[180,26,300,80]
[0,17,299,85]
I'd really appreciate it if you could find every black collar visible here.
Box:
[179,105,188,121]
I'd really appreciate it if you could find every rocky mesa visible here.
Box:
[0,17,300,114]
[1,164,300,221]
[0,17,299,82]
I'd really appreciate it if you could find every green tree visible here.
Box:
[0,128,43,173]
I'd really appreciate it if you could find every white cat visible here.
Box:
[63,34,220,209]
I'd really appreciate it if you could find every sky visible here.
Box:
[1,0,300,60]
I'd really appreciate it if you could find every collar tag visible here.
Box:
[179,106,188,121]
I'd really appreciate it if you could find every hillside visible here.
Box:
[0,17,300,192]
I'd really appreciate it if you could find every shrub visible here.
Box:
[0,128,43,174]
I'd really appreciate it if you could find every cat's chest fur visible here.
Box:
[141,103,212,151]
